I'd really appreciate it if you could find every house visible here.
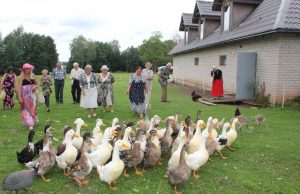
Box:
[169,0,300,104]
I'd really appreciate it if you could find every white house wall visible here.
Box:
[173,34,287,102]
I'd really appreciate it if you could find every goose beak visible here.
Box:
[102,123,106,126]
[53,136,59,142]
[83,123,88,127]
[228,124,232,128]
[121,143,129,149]
[236,121,240,125]
[73,133,79,138]
[173,120,177,125]
[90,142,97,147]
[112,131,118,137]
[200,123,206,128]
[130,131,136,136]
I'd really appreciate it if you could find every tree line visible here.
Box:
[0,27,177,75]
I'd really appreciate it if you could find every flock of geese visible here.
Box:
[2,108,265,194]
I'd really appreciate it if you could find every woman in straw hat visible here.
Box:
[97,65,115,113]
[141,62,153,109]
[16,63,38,130]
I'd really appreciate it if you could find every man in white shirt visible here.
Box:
[70,62,84,104]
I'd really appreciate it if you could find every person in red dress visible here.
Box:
[211,66,224,99]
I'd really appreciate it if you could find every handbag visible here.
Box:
[37,91,45,104]
[0,90,6,100]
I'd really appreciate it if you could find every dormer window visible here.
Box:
[223,5,230,31]
[200,21,204,40]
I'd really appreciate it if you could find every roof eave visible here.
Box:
[169,29,300,56]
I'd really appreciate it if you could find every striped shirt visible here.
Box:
[52,67,66,80]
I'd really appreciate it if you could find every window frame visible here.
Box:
[194,57,199,66]
[219,55,227,66]
[223,5,231,31]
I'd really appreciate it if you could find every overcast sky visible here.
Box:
[0,0,213,62]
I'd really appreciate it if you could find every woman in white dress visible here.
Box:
[79,64,98,118]
[141,62,153,109]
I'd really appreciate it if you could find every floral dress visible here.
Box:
[2,74,15,109]
[97,73,115,106]
[21,79,37,128]
[129,74,146,114]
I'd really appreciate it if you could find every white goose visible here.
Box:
[216,122,231,159]
[97,140,128,190]
[120,127,135,151]
[188,120,206,154]
[72,118,87,150]
[56,129,78,175]
[168,131,188,169]
[186,132,209,178]
[201,117,213,136]
[91,119,105,150]
[226,118,240,151]
[89,126,118,168]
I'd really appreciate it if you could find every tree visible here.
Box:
[0,26,58,74]
[121,46,142,72]
[138,31,168,70]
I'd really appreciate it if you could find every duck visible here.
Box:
[201,116,213,136]
[211,118,219,139]
[16,130,35,164]
[143,129,162,171]
[120,127,135,151]
[67,132,95,186]
[215,122,231,159]
[187,119,206,154]
[186,133,209,179]
[34,124,53,156]
[171,112,181,140]
[56,126,72,156]
[205,123,218,160]
[91,118,105,146]
[226,118,240,151]
[2,166,38,194]
[72,118,88,150]
[88,126,118,168]
[171,122,185,154]
[160,117,175,156]
[111,118,120,128]
[121,128,146,177]
[168,131,188,170]
[25,129,56,182]
[147,116,162,137]
[56,129,78,175]
[97,140,128,190]
[167,143,191,194]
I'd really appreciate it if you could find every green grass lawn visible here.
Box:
[0,73,299,194]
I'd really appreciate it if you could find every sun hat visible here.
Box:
[22,63,34,70]
[145,62,152,68]
[101,65,109,70]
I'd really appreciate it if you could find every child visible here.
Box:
[40,69,52,112]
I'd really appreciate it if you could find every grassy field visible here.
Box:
[0,73,299,194]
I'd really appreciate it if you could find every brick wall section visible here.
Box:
[276,33,300,102]
[172,33,300,103]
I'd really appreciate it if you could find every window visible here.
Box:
[194,57,199,65]
[219,55,227,66]
[200,21,204,40]
[223,5,230,31]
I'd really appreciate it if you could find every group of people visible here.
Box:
[0,61,224,130]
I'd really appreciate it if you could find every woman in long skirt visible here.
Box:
[17,63,37,130]
[211,66,224,99]
[127,66,147,119]
[97,65,115,113]
[141,62,153,109]
[80,64,98,118]
[1,66,16,109]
